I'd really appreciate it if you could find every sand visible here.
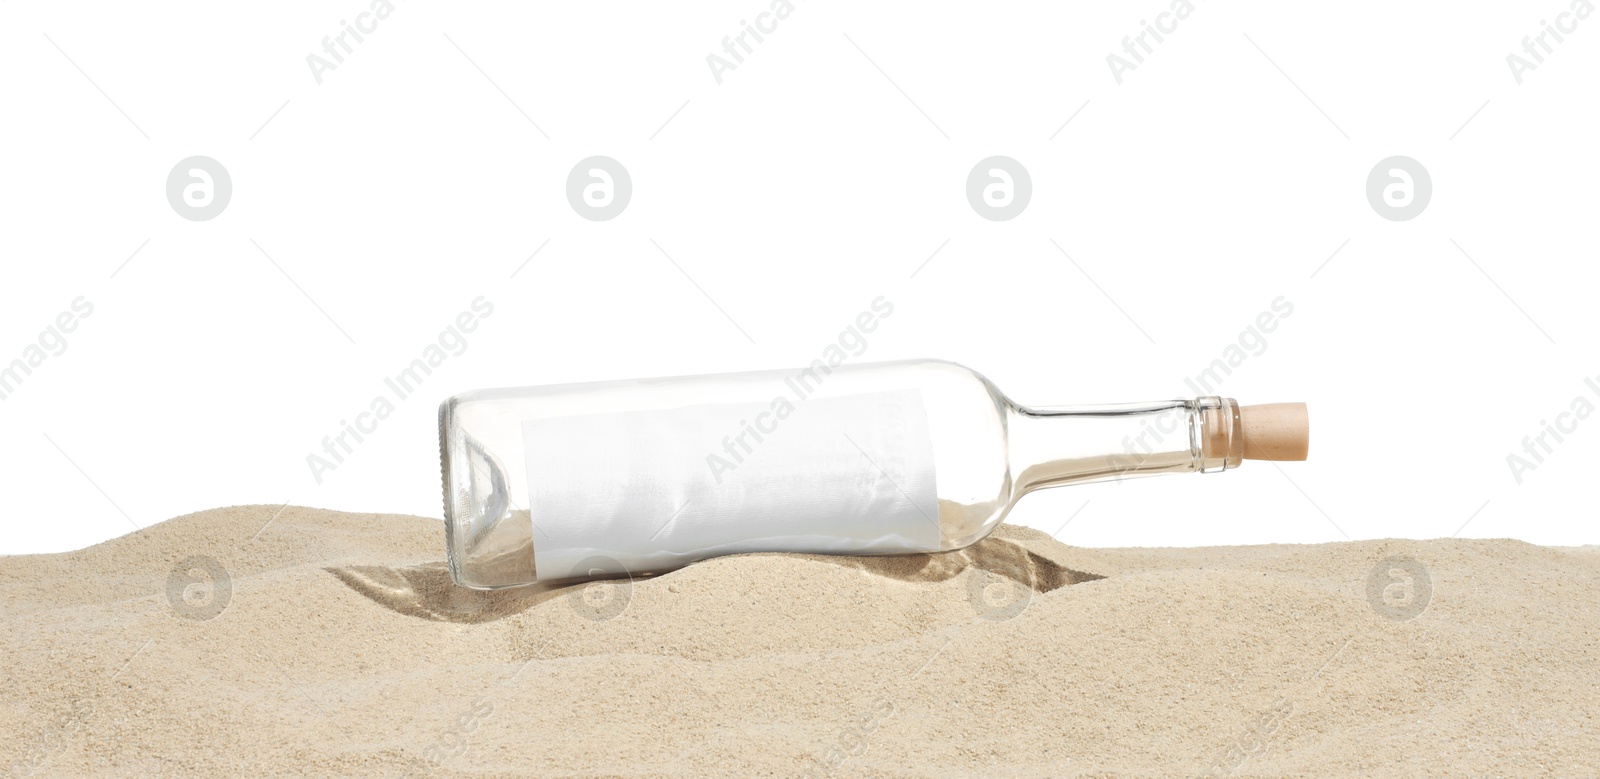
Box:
[1,506,1597,778]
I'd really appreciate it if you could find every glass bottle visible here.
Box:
[438,359,1306,588]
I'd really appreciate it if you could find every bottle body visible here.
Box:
[440,359,1240,588]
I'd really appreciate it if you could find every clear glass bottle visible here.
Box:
[439,359,1284,589]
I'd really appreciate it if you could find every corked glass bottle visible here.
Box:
[439,359,1307,588]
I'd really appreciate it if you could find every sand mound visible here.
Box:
[2,506,1597,777]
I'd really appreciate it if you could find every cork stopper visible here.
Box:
[1238,403,1309,461]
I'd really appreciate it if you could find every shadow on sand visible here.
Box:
[327,534,1103,623]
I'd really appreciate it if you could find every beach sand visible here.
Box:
[1,505,1596,777]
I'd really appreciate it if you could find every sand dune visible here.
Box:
[2,505,1597,777]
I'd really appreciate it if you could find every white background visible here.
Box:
[2,1,1596,555]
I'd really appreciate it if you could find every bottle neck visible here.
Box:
[1005,397,1242,495]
